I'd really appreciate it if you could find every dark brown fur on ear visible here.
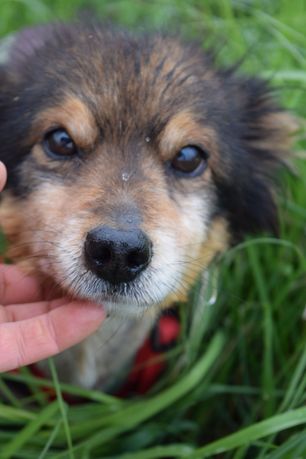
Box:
[213,75,296,240]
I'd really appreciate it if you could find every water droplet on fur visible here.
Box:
[145,136,151,143]
[122,172,130,182]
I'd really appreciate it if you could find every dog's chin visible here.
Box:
[63,278,168,318]
[102,299,158,318]
[74,292,160,318]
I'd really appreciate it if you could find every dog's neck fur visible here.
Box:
[38,313,154,389]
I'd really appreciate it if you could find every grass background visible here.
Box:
[0,0,305,458]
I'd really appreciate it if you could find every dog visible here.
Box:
[0,21,294,390]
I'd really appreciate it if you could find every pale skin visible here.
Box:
[0,161,105,372]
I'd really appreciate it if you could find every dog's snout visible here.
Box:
[84,226,152,284]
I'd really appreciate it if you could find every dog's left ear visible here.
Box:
[240,77,296,162]
[215,76,297,240]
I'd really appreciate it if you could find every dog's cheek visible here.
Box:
[0,192,35,273]
[159,215,229,308]
[0,192,47,275]
[175,192,229,302]
[24,184,88,280]
[146,191,222,306]
[0,183,79,278]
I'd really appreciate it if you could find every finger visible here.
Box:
[0,161,7,191]
[0,297,68,323]
[0,264,44,305]
[0,301,104,372]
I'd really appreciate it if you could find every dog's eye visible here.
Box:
[170,145,208,177]
[43,129,77,159]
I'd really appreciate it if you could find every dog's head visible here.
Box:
[0,23,294,315]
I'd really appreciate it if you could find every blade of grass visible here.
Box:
[48,358,74,459]
[2,372,121,405]
[104,444,194,458]
[247,245,275,416]
[187,269,219,364]
[0,378,22,408]
[19,367,48,406]
[188,406,306,458]
[280,344,306,411]
[221,238,304,263]
[0,404,35,422]
[263,430,306,459]
[38,418,63,459]
[0,400,59,459]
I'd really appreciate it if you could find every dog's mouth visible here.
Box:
[63,265,181,316]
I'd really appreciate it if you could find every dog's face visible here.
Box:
[0,23,293,315]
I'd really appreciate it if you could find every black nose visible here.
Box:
[84,226,152,284]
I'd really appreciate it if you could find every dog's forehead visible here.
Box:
[26,27,221,133]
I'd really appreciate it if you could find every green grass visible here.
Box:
[0,0,306,458]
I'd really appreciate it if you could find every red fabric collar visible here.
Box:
[117,314,180,396]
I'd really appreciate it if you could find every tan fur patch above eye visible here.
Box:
[31,95,99,150]
[159,111,218,162]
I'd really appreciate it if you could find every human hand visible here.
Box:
[0,161,105,372]
[0,161,6,191]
